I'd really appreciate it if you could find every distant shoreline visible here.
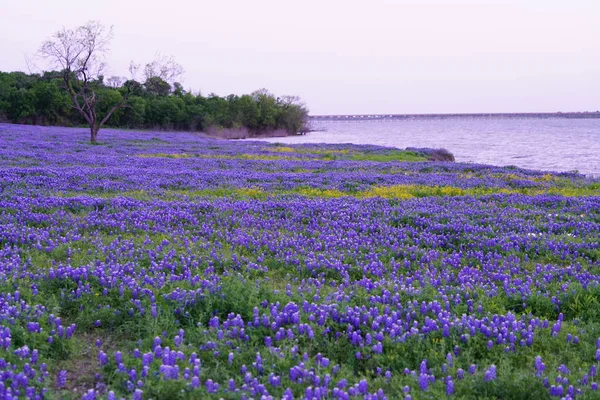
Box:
[310,111,600,121]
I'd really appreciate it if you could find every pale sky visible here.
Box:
[1,0,598,115]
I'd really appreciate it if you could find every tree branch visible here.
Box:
[63,71,93,125]
[99,92,130,128]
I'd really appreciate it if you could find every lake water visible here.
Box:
[257,117,600,176]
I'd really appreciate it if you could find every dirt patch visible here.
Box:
[54,331,122,396]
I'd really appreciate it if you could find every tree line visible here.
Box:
[0,70,309,136]
[0,22,309,142]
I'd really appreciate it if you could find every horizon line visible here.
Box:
[310,111,600,118]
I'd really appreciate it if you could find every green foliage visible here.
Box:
[350,150,429,162]
[0,71,309,135]
[144,76,171,97]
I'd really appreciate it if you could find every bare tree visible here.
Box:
[143,53,184,85]
[39,21,132,143]
[107,76,125,89]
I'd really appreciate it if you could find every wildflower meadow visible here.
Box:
[0,124,599,399]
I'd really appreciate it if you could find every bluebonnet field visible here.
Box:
[0,123,600,400]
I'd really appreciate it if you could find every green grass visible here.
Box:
[349,150,429,162]
[54,182,600,202]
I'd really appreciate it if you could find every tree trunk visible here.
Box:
[90,126,99,144]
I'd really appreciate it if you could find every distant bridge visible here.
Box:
[310,112,600,121]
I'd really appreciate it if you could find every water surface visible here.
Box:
[258,117,600,176]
